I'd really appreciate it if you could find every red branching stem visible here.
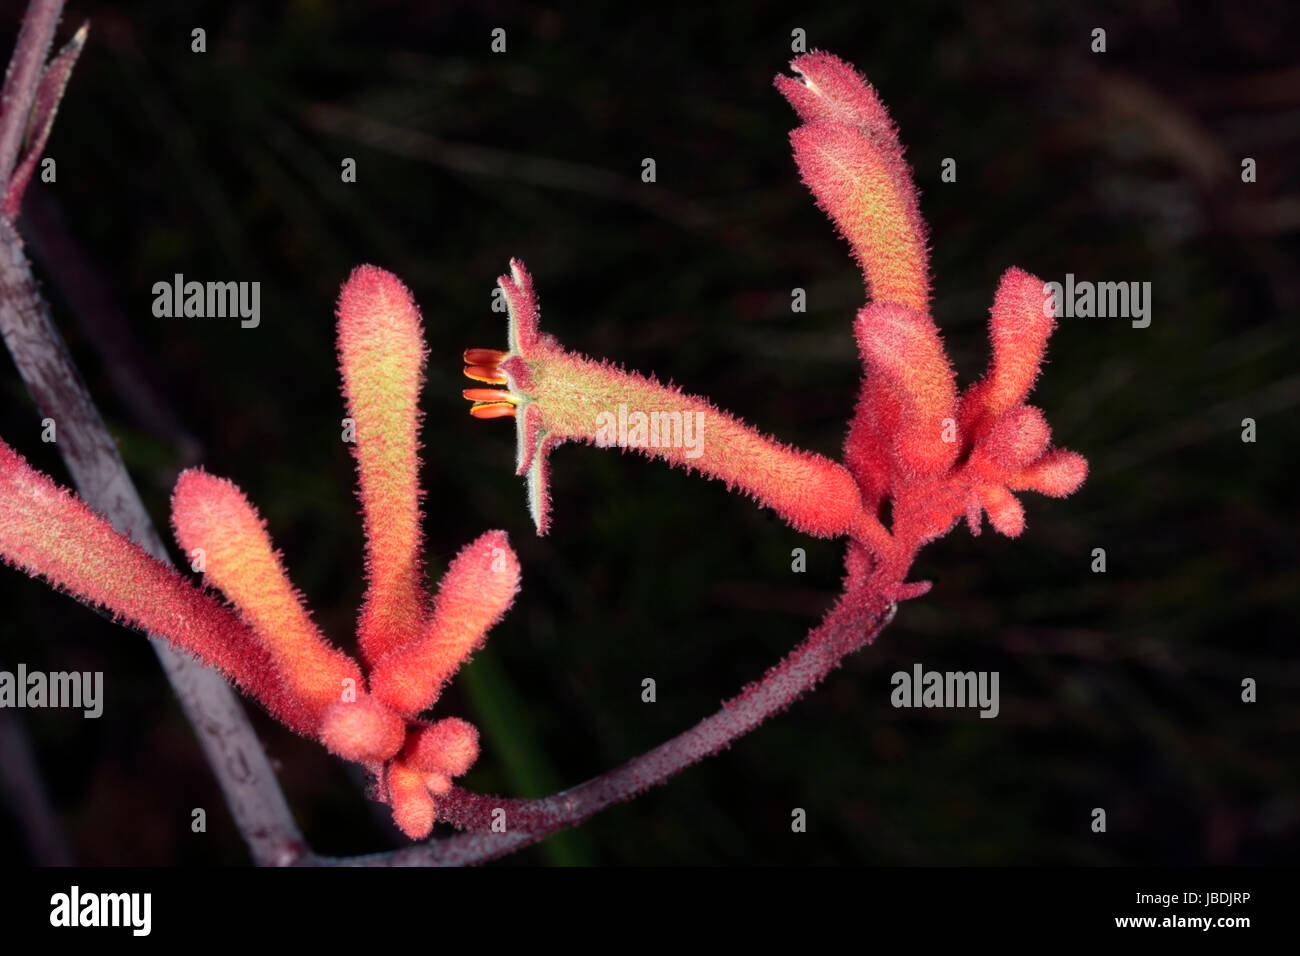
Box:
[325,581,895,866]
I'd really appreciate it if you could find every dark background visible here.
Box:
[0,0,1296,865]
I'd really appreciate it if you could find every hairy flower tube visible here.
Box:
[463,260,893,550]
[466,50,1086,603]
[0,266,521,839]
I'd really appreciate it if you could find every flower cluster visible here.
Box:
[0,266,520,839]
[0,49,1088,850]
[464,51,1086,601]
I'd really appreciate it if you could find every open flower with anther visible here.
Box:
[465,51,1087,604]
[463,260,879,546]
[0,266,520,839]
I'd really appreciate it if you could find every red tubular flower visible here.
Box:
[853,303,958,480]
[959,267,1058,436]
[0,438,313,736]
[171,468,363,726]
[776,54,1087,598]
[320,695,406,765]
[337,265,430,667]
[369,530,521,718]
[387,759,437,840]
[463,260,888,548]
[841,262,1087,595]
[406,717,480,778]
[953,269,1088,533]
[777,52,930,313]
[773,50,899,136]
[1010,449,1089,498]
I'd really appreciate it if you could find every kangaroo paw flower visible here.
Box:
[337,265,429,666]
[320,696,406,764]
[959,267,1057,436]
[853,303,958,481]
[847,264,1087,580]
[406,717,480,778]
[465,259,877,541]
[1,49,1094,850]
[370,530,521,717]
[0,439,314,735]
[172,468,364,726]
[1009,449,1088,498]
[387,759,437,840]
[385,717,484,835]
[945,269,1087,541]
[770,56,1087,598]
[778,52,930,313]
[2,263,522,841]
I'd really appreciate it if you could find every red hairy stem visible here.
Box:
[326,578,895,866]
